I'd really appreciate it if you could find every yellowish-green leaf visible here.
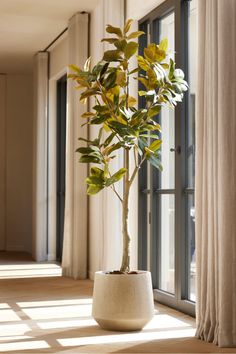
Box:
[68,64,81,73]
[84,57,91,71]
[128,96,137,107]
[127,31,145,40]
[109,85,120,96]
[87,184,104,195]
[144,43,166,63]
[159,38,168,52]
[161,63,169,69]
[81,112,95,119]
[124,19,133,34]
[103,49,122,62]
[137,55,149,71]
[116,71,126,86]
[106,24,123,38]
[101,37,118,44]
[124,41,138,59]
[148,139,162,152]
[137,77,149,90]
[103,123,111,132]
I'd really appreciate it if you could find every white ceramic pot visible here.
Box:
[92,271,154,331]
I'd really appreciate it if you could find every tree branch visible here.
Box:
[110,185,123,204]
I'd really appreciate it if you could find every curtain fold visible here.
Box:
[196,0,236,347]
[62,13,89,279]
[32,52,49,261]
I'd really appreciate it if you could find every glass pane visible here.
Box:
[187,194,195,301]
[187,0,197,188]
[159,194,175,294]
[159,13,175,189]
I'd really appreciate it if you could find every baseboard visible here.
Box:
[6,245,26,252]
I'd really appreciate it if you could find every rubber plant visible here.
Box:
[68,19,188,273]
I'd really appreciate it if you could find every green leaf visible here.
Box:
[86,175,104,185]
[87,184,104,195]
[76,146,98,154]
[106,24,123,38]
[127,31,145,39]
[90,116,108,125]
[104,71,117,89]
[79,155,101,164]
[101,38,118,44]
[114,39,127,51]
[128,67,139,75]
[80,88,99,101]
[106,168,127,186]
[124,42,138,59]
[103,50,122,62]
[124,19,133,34]
[103,142,123,156]
[103,132,116,147]
[148,154,163,171]
[90,166,104,177]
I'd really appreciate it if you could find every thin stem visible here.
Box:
[110,185,123,203]
[133,146,138,168]
[129,155,145,187]
[120,149,131,272]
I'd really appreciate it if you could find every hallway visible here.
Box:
[0,253,235,353]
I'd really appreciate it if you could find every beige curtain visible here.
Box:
[196,0,236,347]
[32,52,49,261]
[62,13,88,279]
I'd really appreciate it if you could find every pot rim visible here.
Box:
[95,270,151,277]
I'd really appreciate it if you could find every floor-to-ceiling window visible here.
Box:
[138,0,197,316]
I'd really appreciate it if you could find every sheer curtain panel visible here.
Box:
[62,13,89,279]
[195,0,236,347]
[33,52,49,261]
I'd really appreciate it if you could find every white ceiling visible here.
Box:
[0,0,99,74]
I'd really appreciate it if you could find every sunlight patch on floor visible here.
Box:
[57,328,196,347]
[0,340,50,352]
[22,304,92,320]
[0,263,62,279]
[17,298,93,308]
[38,318,97,329]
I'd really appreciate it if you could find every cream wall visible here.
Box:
[0,74,33,252]
[126,0,164,20]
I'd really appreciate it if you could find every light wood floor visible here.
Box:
[0,252,235,353]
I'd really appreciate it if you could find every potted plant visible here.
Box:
[68,19,188,331]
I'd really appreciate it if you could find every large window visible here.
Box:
[138,0,197,316]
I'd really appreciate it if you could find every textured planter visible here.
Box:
[92,271,154,331]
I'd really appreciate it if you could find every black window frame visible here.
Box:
[138,0,195,317]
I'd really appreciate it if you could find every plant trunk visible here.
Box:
[120,150,131,272]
